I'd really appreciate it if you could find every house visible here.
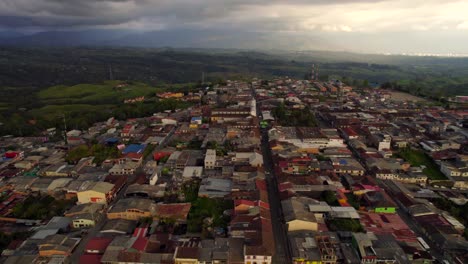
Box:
[360,190,398,214]
[77,181,116,205]
[108,160,140,175]
[198,178,232,198]
[38,234,80,257]
[440,159,468,178]
[30,216,72,240]
[41,162,73,177]
[182,166,204,179]
[330,158,365,176]
[174,247,199,264]
[109,159,141,175]
[107,198,156,221]
[84,237,113,255]
[125,184,165,200]
[204,149,216,169]
[65,203,104,228]
[289,232,340,264]
[122,144,146,155]
[282,197,319,232]
[232,152,264,167]
[100,219,137,235]
[153,203,192,223]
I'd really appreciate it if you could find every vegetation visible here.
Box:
[321,190,340,206]
[187,197,233,236]
[182,180,201,203]
[0,231,32,252]
[142,144,156,159]
[65,144,120,165]
[328,218,365,232]
[1,47,467,136]
[396,148,447,180]
[345,193,360,210]
[38,81,160,104]
[206,140,234,156]
[272,103,317,127]
[0,94,193,136]
[11,195,76,220]
[431,197,468,240]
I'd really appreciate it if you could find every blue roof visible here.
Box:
[122,144,146,154]
[105,138,119,144]
[191,117,202,121]
[339,159,348,165]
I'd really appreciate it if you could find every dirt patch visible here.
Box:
[389,91,428,102]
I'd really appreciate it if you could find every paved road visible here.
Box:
[260,129,292,264]
[253,84,291,264]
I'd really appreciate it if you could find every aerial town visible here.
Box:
[0,77,467,264]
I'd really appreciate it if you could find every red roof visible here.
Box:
[255,179,267,191]
[132,227,148,238]
[278,182,293,192]
[79,254,102,264]
[342,127,358,137]
[257,200,270,209]
[153,152,172,161]
[85,237,112,253]
[125,152,143,160]
[154,203,192,221]
[4,152,20,159]
[131,237,148,251]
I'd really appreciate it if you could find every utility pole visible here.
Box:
[202,72,205,85]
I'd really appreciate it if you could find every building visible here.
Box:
[153,203,192,223]
[64,203,104,228]
[107,198,155,221]
[38,234,80,257]
[282,197,319,232]
[204,149,216,169]
[198,178,232,198]
[77,181,116,205]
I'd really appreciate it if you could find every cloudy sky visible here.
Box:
[1,0,468,53]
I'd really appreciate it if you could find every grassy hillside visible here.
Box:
[38,81,161,105]
[0,80,196,136]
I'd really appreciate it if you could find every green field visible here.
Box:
[0,103,8,111]
[38,81,161,104]
[30,104,112,118]
[397,148,447,180]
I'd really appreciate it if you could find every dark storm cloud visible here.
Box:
[0,0,387,29]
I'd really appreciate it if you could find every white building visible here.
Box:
[204,149,216,169]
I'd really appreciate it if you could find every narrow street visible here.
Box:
[253,84,291,264]
[261,128,291,264]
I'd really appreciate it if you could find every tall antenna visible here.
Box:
[108,64,114,81]
[311,64,315,80]
[62,114,68,146]
[202,72,205,85]
[316,65,319,81]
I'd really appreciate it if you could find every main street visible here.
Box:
[260,128,292,264]
[253,84,291,264]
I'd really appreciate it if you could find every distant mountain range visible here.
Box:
[0,29,333,51]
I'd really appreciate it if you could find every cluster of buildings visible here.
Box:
[255,77,468,264]
[0,80,276,264]
[0,76,466,264]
